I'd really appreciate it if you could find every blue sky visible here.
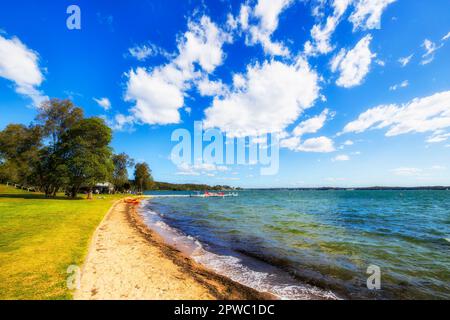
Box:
[0,0,449,188]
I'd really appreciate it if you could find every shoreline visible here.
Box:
[75,199,274,300]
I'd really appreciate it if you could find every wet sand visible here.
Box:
[74,199,274,300]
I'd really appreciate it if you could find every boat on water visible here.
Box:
[190,191,238,198]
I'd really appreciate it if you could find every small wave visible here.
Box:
[139,201,338,300]
[193,248,338,300]
[445,238,450,243]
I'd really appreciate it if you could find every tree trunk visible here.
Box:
[70,186,78,199]
[87,188,93,200]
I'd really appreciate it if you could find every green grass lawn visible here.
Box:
[0,184,127,300]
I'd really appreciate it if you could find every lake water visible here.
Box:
[141,190,450,299]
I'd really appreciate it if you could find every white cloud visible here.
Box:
[292,109,330,136]
[93,97,111,110]
[305,0,353,56]
[176,162,229,176]
[422,39,438,57]
[391,167,422,177]
[0,34,47,107]
[420,33,450,65]
[230,0,291,56]
[128,42,170,61]
[389,80,408,91]
[426,132,450,144]
[107,113,135,131]
[297,136,335,153]
[332,154,350,161]
[174,16,232,74]
[420,39,444,65]
[248,0,293,56]
[197,77,227,96]
[398,54,413,67]
[280,136,301,150]
[375,59,385,66]
[203,58,320,137]
[281,135,335,153]
[331,35,375,88]
[391,166,447,178]
[349,0,396,31]
[125,67,184,125]
[342,90,450,139]
[343,140,354,146]
[124,16,230,125]
[443,31,450,41]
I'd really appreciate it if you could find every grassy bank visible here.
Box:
[0,184,126,300]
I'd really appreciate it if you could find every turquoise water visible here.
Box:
[141,190,450,299]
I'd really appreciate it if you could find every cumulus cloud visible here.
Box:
[124,16,231,125]
[0,34,47,107]
[125,67,184,125]
[342,90,450,139]
[229,0,292,56]
[278,107,335,153]
[297,136,335,153]
[304,0,353,56]
[203,58,320,137]
[292,108,331,136]
[331,35,375,88]
[349,0,396,31]
[93,97,111,110]
[197,77,227,96]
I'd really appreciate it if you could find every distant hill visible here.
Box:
[252,186,450,191]
[149,181,240,191]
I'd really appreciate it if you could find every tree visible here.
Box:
[0,124,42,185]
[112,153,134,192]
[36,99,83,148]
[33,146,69,197]
[134,162,153,193]
[33,99,84,196]
[59,117,114,198]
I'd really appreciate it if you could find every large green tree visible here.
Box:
[112,153,135,192]
[34,99,84,196]
[134,162,153,193]
[59,117,114,198]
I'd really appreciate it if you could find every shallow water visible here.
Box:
[141,190,450,299]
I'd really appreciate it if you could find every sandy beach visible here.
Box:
[74,199,273,300]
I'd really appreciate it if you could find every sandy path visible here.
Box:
[74,200,272,300]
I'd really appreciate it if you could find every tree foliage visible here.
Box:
[0,124,42,185]
[58,117,114,198]
[112,153,135,192]
[134,162,153,193]
[0,99,118,198]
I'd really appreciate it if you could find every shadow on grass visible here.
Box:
[0,193,86,200]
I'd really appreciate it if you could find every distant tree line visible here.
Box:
[0,99,153,198]
[151,181,236,191]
